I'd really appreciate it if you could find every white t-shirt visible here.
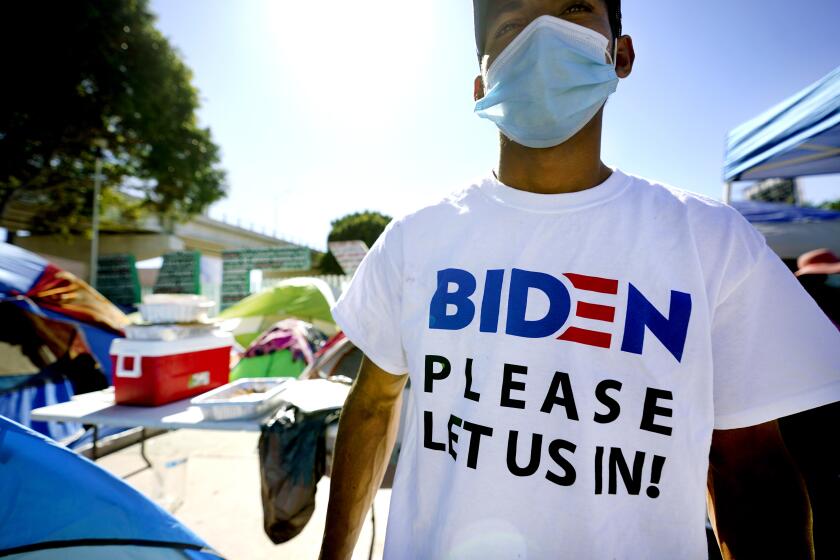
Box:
[331,169,840,560]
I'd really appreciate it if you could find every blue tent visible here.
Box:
[0,415,222,559]
[724,65,840,182]
[732,200,840,223]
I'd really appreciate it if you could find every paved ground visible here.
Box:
[97,429,390,560]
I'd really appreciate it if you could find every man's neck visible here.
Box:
[496,111,612,195]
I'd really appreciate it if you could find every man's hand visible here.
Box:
[707,420,813,560]
[320,356,408,560]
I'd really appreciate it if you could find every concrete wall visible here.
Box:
[17,233,185,264]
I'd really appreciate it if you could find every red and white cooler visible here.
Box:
[111,332,234,406]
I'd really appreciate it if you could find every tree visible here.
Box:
[319,211,392,274]
[820,199,840,211]
[0,0,226,235]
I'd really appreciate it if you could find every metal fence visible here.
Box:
[260,274,350,300]
[142,274,350,312]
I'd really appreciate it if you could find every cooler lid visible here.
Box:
[110,332,234,357]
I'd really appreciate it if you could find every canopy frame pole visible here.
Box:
[723,181,733,204]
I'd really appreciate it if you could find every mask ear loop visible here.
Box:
[609,38,619,68]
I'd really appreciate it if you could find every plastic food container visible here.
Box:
[190,378,291,421]
[138,294,216,324]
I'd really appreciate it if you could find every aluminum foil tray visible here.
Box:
[190,378,291,421]
[125,323,218,341]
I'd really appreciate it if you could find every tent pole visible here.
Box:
[723,181,733,204]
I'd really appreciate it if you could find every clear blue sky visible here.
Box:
[150,0,840,251]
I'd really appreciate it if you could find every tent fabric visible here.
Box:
[0,416,221,559]
[5,545,201,559]
[1,302,93,375]
[27,264,129,334]
[219,278,337,347]
[0,245,125,438]
[219,277,336,323]
[724,65,840,181]
[0,243,128,335]
[0,243,46,294]
[230,320,327,381]
[313,331,346,360]
[244,319,325,363]
[300,333,363,382]
[33,303,119,383]
[0,300,115,384]
[0,302,109,438]
[230,351,306,381]
[0,243,127,382]
[0,375,81,442]
[731,201,840,223]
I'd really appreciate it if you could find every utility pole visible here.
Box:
[89,139,107,288]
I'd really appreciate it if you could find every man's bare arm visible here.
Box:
[707,420,813,560]
[320,356,408,560]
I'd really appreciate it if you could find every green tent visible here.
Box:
[230,350,306,380]
[219,277,337,347]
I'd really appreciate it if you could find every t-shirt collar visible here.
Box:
[478,168,631,213]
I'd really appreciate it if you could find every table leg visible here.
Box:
[91,425,99,461]
[124,428,155,479]
[139,428,153,470]
[369,503,376,560]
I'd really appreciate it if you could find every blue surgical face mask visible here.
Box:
[474,15,619,149]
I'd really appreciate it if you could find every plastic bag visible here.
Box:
[258,403,340,543]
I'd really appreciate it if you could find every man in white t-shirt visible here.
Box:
[320,1,840,559]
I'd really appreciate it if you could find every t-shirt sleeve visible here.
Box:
[712,241,840,430]
[330,219,408,375]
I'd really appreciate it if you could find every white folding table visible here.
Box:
[30,387,277,472]
[31,387,277,432]
[31,380,349,460]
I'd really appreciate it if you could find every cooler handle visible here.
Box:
[116,354,142,378]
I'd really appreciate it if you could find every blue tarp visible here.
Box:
[0,375,81,442]
[731,200,840,223]
[0,415,222,558]
[724,65,840,181]
[0,242,46,294]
